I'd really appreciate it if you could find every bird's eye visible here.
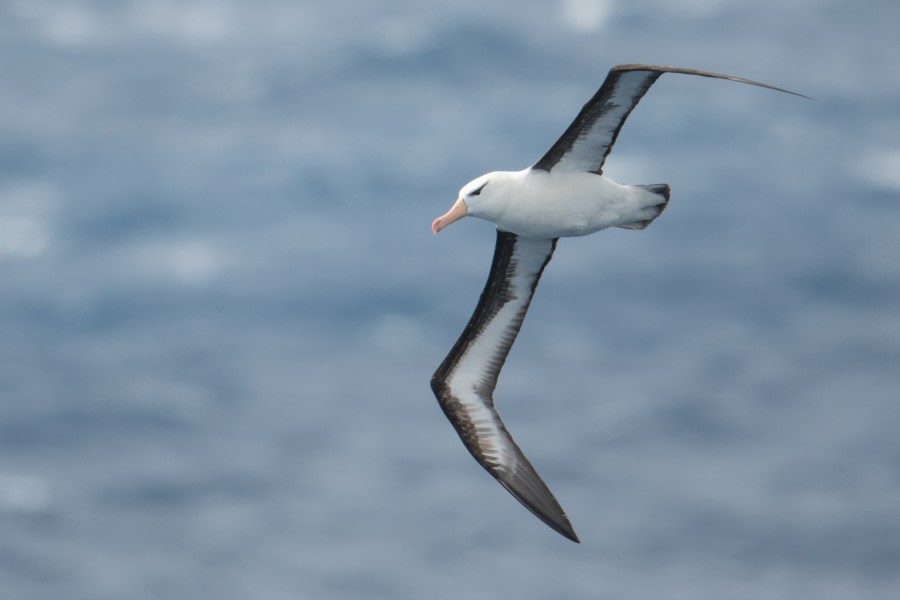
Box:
[470,183,488,196]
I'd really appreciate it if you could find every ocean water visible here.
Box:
[1,1,899,598]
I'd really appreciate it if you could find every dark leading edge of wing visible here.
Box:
[532,64,807,175]
[431,230,579,542]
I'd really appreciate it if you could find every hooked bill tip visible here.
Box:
[431,198,467,235]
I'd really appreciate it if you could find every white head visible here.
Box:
[431,172,508,234]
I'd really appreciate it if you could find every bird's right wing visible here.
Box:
[431,230,578,542]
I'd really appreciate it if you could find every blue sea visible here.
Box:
[2,1,899,598]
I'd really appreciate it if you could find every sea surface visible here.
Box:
[1,1,899,598]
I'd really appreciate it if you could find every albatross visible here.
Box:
[430,64,805,543]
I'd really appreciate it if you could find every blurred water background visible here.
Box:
[1,1,899,598]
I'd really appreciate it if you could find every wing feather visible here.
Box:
[431,230,579,542]
[532,63,806,174]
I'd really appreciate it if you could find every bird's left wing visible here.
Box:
[531,64,805,175]
[431,230,579,542]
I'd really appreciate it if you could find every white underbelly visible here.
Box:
[493,170,635,238]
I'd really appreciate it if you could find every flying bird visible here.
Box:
[430,64,805,543]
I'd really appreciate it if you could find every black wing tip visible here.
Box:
[551,517,581,543]
[497,474,581,543]
[528,499,580,543]
[610,63,810,99]
[504,486,580,543]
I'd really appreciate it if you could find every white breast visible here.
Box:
[488,169,638,239]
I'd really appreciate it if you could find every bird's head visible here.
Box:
[432,173,502,234]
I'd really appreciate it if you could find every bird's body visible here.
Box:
[459,169,669,238]
[430,64,804,543]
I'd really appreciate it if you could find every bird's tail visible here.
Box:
[617,183,670,230]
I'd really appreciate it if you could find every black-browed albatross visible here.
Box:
[430,64,805,543]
